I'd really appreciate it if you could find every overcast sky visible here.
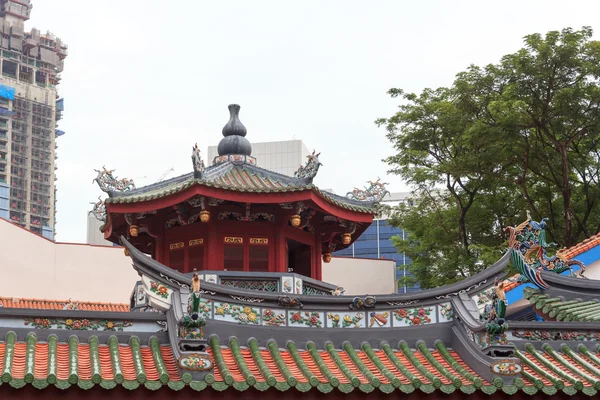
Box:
[27,1,600,242]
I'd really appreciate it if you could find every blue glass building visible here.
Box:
[333,219,420,293]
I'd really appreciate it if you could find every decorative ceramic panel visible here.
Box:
[326,311,366,328]
[510,330,600,341]
[294,278,303,294]
[214,302,260,325]
[472,287,495,318]
[367,311,391,328]
[262,308,287,327]
[149,280,170,299]
[392,306,436,327]
[469,331,509,349]
[281,276,294,294]
[288,311,323,328]
[203,274,218,284]
[438,303,454,322]
[491,359,522,376]
[24,318,133,331]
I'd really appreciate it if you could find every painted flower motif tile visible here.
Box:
[326,311,366,328]
[203,274,218,284]
[392,306,436,327]
[262,308,287,327]
[438,303,454,322]
[288,310,323,328]
[214,302,260,325]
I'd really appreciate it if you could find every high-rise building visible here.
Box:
[0,0,68,240]
[333,192,420,293]
[208,139,311,177]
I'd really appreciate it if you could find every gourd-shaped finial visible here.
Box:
[217,104,252,156]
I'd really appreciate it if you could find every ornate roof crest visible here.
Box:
[294,150,322,181]
[89,196,106,222]
[347,178,389,202]
[93,166,136,193]
[505,211,586,290]
[192,143,205,178]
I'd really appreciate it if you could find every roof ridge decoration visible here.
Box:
[93,166,136,193]
[480,278,508,335]
[504,211,586,290]
[88,196,106,222]
[294,150,322,182]
[213,104,256,166]
[191,143,206,179]
[347,177,389,202]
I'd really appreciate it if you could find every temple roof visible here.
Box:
[103,163,380,214]
[0,297,129,312]
[2,333,600,396]
[525,288,600,322]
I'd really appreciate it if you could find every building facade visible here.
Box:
[0,0,67,240]
[334,192,420,293]
[208,139,310,177]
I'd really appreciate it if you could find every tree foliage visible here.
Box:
[377,27,600,289]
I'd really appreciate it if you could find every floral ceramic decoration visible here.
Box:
[368,311,391,328]
[393,306,436,326]
[178,354,213,371]
[439,303,454,322]
[191,298,212,319]
[262,308,287,327]
[289,311,323,328]
[327,312,365,328]
[149,281,170,299]
[512,330,600,341]
[204,274,218,284]
[25,318,133,331]
[214,303,259,325]
[490,359,522,376]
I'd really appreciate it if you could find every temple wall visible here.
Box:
[0,219,397,302]
[323,256,397,294]
[0,219,138,303]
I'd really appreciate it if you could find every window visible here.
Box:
[224,244,244,271]
[169,242,185,272]
[188,240,204,271]
[249,245,269,271]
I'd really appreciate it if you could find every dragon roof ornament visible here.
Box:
[93,166,136,193]
[504,211,586,290]
[294,150,322,181]
[347,178,389,202]
[89,196,106,222]
[192,143,206,178]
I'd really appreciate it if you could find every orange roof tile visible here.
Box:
[561,231,600,260]
[0,296,129,312]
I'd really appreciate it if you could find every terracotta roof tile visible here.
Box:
[1,333,600,395]
[0,296,129,312]
[562,231,600,260]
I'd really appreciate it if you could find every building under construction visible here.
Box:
[0,0,68,240]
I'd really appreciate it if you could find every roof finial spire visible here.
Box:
[217,104,252,158]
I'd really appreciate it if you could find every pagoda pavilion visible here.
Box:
[1,104,600,399]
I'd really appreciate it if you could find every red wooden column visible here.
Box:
[314,232,323,281]
[274,224,287,272]
[206,218,219,270]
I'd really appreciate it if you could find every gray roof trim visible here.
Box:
[0,307,166,321]
[123,236,510,307]
[541,271,600,301]
[0,328,170,344]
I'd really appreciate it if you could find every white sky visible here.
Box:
[27,1,600,242]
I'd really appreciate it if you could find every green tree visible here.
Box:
[378,27,600,289]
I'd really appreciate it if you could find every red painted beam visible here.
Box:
[105,185,374,223]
